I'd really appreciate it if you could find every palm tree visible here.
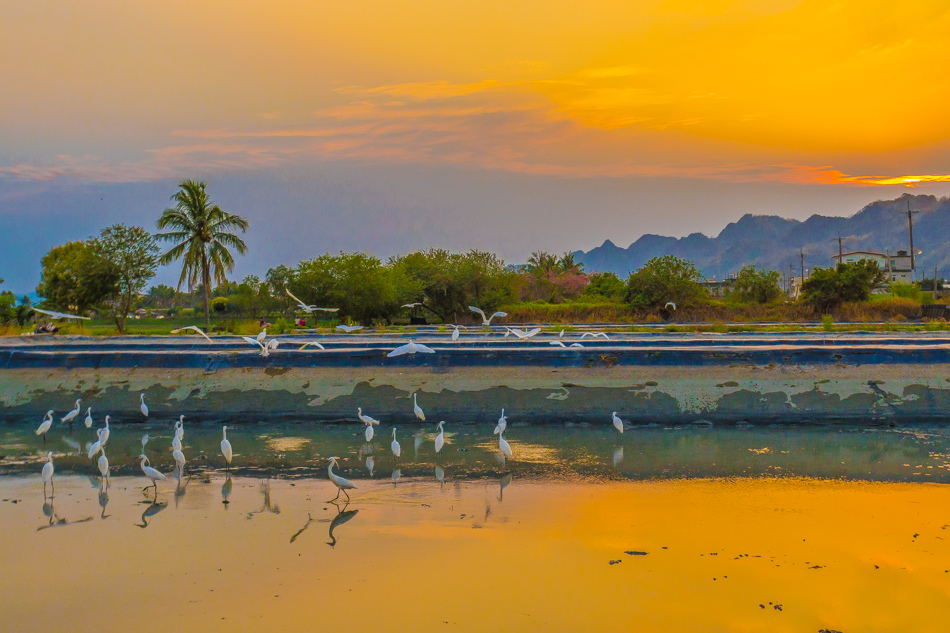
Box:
[155,180,249,328]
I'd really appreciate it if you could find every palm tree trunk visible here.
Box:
[202,250,211,330]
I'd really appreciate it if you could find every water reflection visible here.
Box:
[247,479,280,518]
[135,500,166,528]
[98,482,110,519]
[326,502,358,548]
[221,475,233,507]
[612,445,624,468]
[499,473,512,501]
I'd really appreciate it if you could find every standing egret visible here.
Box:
[327,456,357,502]
[612,411,625,436]
[434,421,445,456]
[140,393,149,418]
[468,306,507,325]
[494,409,507,435]
[256,328,267,343]
[173,446,186,478]
[100,416,111,446]
[97,446,109,482]
[386,340,436,357]
[62,399,81,425]
[221,426,233,471]
[358,407,379,442]
[83,407,93,429]
[172,425,182,452]
[176,415,185,441]
[451,325,460,342]
[87,429,104,460]
[138,455,166,496]
[413,393,426,422]
[499,430,513,463]
[390,428,401,460]
[35,410,54,444]
[41,451,54,497]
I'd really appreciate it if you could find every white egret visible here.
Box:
[100,416,111,445]
[401,302,423,308]
[503,328,512,338]
[569,343,584,348]
[665,302,677,311]
[559,330,564,338]
[87,429,104,460]
[242,336,280,356]
[327,456,357,502]
[299,341,326,350]
[451,325,464,342]
[413,393,426,422]
[256,328,267,343]
[221,426,233,471]
[550,341,566,347]
[173,446,186,477]
[138,455,166,496]
[581,332,610,340]
[386,340,436,357]
[170,325,213,342]
[357,408,380,427]
[391,428,401,459]
[32,307,91,321]
[469,306,507,325]
[612,411,625,435]
[62,399,81,425]
[140,393,149,418]
[35,410,54,442]
[176,415,185,441]
[83,407,93,429]
[434,421,445,455]
[285,288,339,313]
[97,446,109,481]
[509,327,541,339]
[172,421,182,452]
[499,430,513,462]
[336,325,363,333]
[141,433,150,450]
[494,409,507,435]
[41,452,55,496]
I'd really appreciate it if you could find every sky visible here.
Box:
[3,0,950,293]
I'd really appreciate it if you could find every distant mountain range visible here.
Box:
[574,193,949,280]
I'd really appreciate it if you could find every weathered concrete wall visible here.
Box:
[2,333,949,423]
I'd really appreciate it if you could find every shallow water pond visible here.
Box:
[2,423,950,631]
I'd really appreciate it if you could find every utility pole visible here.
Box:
[800,249,805,280]
[906,199,918,274]
[837,234,843,264]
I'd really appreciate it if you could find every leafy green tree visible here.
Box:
[95,224,160,333]
[36,241,119,314]
[143,284,177,310]
[156,180,249,328]
[731,265,782,304]
[800,260,887,311]
[266,265,297,315]
[625,255,706,309]
[582,272,625,301]
[526,251,557,277]
[0,292,14,325]
[557,252,584,274]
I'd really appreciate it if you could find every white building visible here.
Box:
[831,250,913,283]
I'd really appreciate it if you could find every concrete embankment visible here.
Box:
[2,330,949,423]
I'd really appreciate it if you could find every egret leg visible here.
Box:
[50,478,54,496]
[332,488,341,501]
[342,489,350,502]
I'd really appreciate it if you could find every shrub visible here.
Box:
[801,261,887,311]
[625,256,706,309]
[822,314,834,331]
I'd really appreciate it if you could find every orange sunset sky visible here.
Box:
[2,0,950,289]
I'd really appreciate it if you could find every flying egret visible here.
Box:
[35,410,54,443]
[100,416,111,445]
[83,407,93,429]
[140,393,149,418]
[569,343,584,348]
[612,411,625,436]
[494,409,507,435]
[665,302,677,311]
[550,341,566,347]
[336,325,363,333]
[299,341,326,350]
[413,393,426,422]
[581,332,610,340]
[221,426,233,471]
[469,306,507,325]
[242,336,280,357]
[87,429,104,460]
[138,455,166,496]
[391,428,401,459]
[285,288,339,313]
[387,340,436,357]
[401,302,423,308]
[327,456,357,502]
[62,399,81,425]
[499,430,513,462]
[97,446,109,482]
[41,452,55,496]
[509,327,541,339]
[170,325,213,342]
[434,421,446,456]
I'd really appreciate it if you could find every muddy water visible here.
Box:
[3,424,950,632]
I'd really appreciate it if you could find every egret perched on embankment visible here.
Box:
[221,426,233,471]
[327,456,357,502]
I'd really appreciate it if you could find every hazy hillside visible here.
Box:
[575,193,950,280]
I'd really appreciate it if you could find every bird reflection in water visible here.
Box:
[413,429,424,457]
[499,472,513,502]
[435,465,445,491]
[98,481,110,519]
[613,445,624,468]
[392,468,401,487]
[247,479,280,519]
[326,502,359,548]
[289,513,315,543]
[174,474,191,509]
[136,499,166,528]
[222,475,233,508]
[365,456,375,477]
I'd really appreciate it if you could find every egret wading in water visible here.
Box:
[97,446,109,484]
[494,409,507,435]
[499,430,513,465]
[221,426,233,472]
[62,399,81,426]
[87,429,104,460]
[327,456,357,502]
[176,416,185,441]
[172,423,182,452]
[434,421,445,457]
[41,452,54,497]
[35,410,53,445]
[173,445,186,479]
[100,416,111,446]
[83,407,93,429]
[612,412,625,438]
[413,393,426,422]
[138,455,166,497]
[391,428,401,460]
[140,393,149,418]
[357,408,380,442]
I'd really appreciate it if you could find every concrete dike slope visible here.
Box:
[2,329,949,424]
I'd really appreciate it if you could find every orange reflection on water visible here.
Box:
[1,476,948,632]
